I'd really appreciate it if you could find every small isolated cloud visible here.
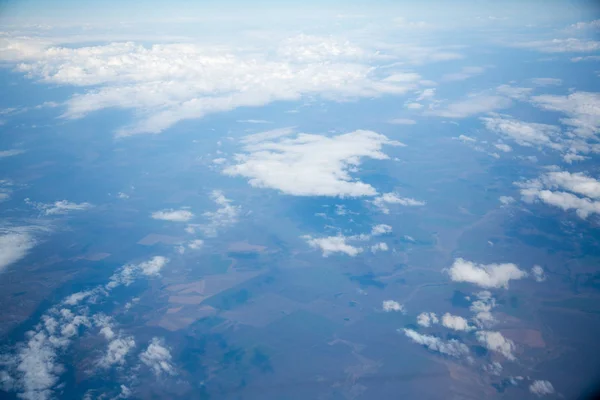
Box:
[446,258,528,289]
[402,329,469,358]
[476,330,516,360]
[426,95,511,118]
[532,265,546,282]
[0,149,25,158]
[388,118,416,125]
[371,224,392,236]
[406,102,423,109]
[370,242,389,253]
[224,129,402,197]
[441,313,473,331]
[26,199,93,216]
[442,66,486,82]
[484,361,503,376]
[517,170,600,219]
[139,337,176,376]
[151,209,194,222]
[99,336,135,368]
[531,78,562,86]
[470,291,497,328]
[417,312,438,327]
[0,230,36,274]
[197,190,241,237]
[456,135,476,143]
[188,239,204,250]
[106,256,169,289]
[303,235,362,257]
[494,143,512,152]
[499,196,515,205]
[382,300,404,312]
[529,380,555,397]
[372,192,425,214]
[212,158,227,165]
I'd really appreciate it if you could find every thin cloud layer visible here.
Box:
[446,258,528,289]
[372,192,425,214]
[0,230,36,273]
[25,199,93,216]
[2,36,435,135]
[224,129,402,197]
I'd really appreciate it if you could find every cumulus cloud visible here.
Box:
[196,190,240,237]
[371,224,392,236]
[441,313,473,331]
[532,265,546,282]
[529,380,555,397]
[483,361,503,376]
[99,336,135,368]
[372,192,425,214]
[25,199,93,216]
[224,129,402,197]
[470,291,497,328]
[382,300,404,312]
[416,312,438,327]
[481,115,562,150]
[3,36,436,136]
[151,209,194,222]
[476,331,516,360]
[303,235,362,257]
[370,242,389,253]
[106,256,169,289]
[499,196,515,205]
[402,329,469,358]
[518,170,600,219]
[446,258,528,289]
[0,230,36,274]
[426,95,511,118]
[494,143,512,152]
[139,338,176,376]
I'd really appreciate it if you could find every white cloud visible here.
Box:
[382,300,404,312]
[441,313,473,331]
[442,66,486,82]
[0,149,25,158]
[515,38,600,53]
[415,88,436,101]
[446,258,528,289]
[4,36,435,136]
[531,78,562,86]
[372,192,425,214]
[483,361,503,376]
[494,143,512,152]
[212,158,227,165]
[99,336,135,368]
[188,239,204,249]
[370,242,389,253]
[303,235,362,257]
[139,337,176,376]
[426,95,511,118]
[106,256,169,289]
[499,196,515,205]
[530,91,600,137]
[402,329,469,358]
[475,330,516,360]
[470,291,497,328]
[416,312,438,327]
[224,129,402,197]
[529,380,555,397]
[571,55,600,62]
[481,115,562,150]
[496,84,532,101]
[0,230,36,274]
[26,199,93,215]
[405,102,423,109]
[518,170,600,219]
[151,209,194,222]
[371,224,392,236]
[197,190,240,237]
[388,118,416,125]
[532,265,546,282]
[568,19,600,31]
